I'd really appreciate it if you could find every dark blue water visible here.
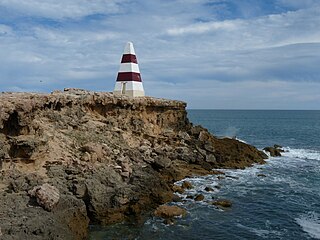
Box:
[90,110,320,240]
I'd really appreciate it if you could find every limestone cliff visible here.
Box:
[0,89,267,239]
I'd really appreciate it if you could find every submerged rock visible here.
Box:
[257,173,267,177]
[212,199,232,208]
[204,186,214,192]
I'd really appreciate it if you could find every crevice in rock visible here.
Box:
[53,102,63,111]
[9,140,35,159]
[0,111,22,136]
[82,187,96,225]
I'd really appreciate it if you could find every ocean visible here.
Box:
[89,110,320,240]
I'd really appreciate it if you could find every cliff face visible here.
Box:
[0,89,267,239]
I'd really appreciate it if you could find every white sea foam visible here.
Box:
[283,147,320,161]
[236,223,282,238]
[296,212,320,239]
[236,138,247,144]
[174,176,221,201]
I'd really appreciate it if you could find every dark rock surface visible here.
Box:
[0,89,268,239]
[263,145,284,157]
[212,199,232,208]
[194,194,205,201]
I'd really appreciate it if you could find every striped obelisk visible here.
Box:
[113,42,145,97]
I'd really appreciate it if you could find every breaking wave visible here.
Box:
[296,212,320,239]
[282,147,320,161]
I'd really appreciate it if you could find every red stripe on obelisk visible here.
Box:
[117,72,142,82]
[121,54,138,63]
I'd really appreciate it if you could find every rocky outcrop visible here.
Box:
[263,145,284,157]
[0,89,267,239]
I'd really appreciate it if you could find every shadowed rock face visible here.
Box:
[0,89,267,239]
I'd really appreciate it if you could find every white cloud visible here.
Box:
[0,0,128,19]
[147,79,320,109]
[165,7,320,50]
[0,0,319,109]
[167,20,238,36]
[0,24,12,35]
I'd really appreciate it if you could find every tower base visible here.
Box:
[113,81,145,98]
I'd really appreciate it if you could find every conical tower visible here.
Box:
[113,42,145,97]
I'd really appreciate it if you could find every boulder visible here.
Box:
[154,205,187,219]
[178,131,191,141]
[152,157,172,170]
[263,146,284,157]
[29,184,60,211]
[198,131,210,142]
[204,186,214,192]
[79,143,104,162]
[194,194,205,201]
[181,181,193,189]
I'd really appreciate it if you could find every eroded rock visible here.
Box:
[0,89,268,239]
[29,183,60,211]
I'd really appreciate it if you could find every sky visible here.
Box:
[0,0,319,109]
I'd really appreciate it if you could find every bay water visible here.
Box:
[90,110,320,240]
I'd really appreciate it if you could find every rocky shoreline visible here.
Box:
[0,89,268,239]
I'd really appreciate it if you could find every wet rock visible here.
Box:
[28,184,60,211]
[211,170,224,175]
[154,205,187,219]
[274,144,282,149]
[257,174,267,177]
[194,194,205,201]
[212,199,232,208]
[204,186,214,192]
[226,175,239,180]
[181,181,193,189]
[217,176,225,180]
[263,145,284,157]
[172,185,185,194]
[163,218,176,225]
